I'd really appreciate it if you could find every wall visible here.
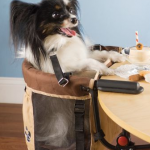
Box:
[0,0,41,103]
[0,0,40,78]
[0,0,150,78]
[0,0,150,103]
[80,0,150,47]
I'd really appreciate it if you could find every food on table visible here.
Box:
[129,74,144,81]
[136,43,143,50]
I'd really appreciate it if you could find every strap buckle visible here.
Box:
[90,44,102,51]
[74,103,85,113]
[58,78,69,87]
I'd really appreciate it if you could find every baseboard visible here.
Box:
[0,77,25,104]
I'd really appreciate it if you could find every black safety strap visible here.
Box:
[89,87,105,142]
[74,100,85,150]
[50,55,70,87]
[90,44,102,51]
[81,84,105,142]
[49,44,102,87]
[50,55,85,149]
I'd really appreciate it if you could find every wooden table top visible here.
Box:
[98,61,150,143]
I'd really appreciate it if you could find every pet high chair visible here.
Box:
[22,44,150,150]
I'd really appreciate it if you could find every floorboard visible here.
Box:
[0,103,27,150]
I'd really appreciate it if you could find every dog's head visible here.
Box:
[10,0,80,67]
[37,0,79,39]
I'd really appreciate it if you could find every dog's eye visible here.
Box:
[52,12,60,19]
[69,8,75,14]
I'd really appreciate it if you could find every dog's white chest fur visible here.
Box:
[25,35,89,74]
[21,34,125,75]
[46,35,88,70]
[45,35,88,58]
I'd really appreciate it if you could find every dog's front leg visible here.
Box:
[89,50,126,63]
[75,58,114,75]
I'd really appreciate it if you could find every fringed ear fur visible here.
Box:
[10,0,38,48]
[10,0,46,68]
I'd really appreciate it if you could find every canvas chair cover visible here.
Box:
[22,46,122,150]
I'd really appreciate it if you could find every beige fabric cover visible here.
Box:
[22,45,122,150]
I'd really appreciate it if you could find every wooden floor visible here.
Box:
[0,103,27,150]
[0,103,150,150]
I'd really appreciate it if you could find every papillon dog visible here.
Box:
[10,0,125,148]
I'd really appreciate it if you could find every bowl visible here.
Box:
[122,47,150,66]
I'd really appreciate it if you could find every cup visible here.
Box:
[129,47,150,63]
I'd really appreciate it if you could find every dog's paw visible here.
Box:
[99,68,115,76]
[109,51,126,63]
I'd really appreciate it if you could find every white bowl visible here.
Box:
[123,47,150,66]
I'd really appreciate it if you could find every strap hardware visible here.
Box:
[90,44,102,51]
[94,130,105,142]
[74,103,85,113]
[58,77,69,87]
[50,55,70,87]
[74,100,85,150]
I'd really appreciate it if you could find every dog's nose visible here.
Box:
[70,18,78,24]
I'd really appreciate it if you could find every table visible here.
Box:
[98,61,150,143]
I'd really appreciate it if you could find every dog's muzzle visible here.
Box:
[70,18,78,25]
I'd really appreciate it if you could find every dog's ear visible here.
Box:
[10,0,39,48]
[10,1,46,68]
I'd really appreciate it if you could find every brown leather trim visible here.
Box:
[90,45,122,53]
[22,60,91,97]
[101,45,122,53]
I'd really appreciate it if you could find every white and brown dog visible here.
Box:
[10,0,125,148]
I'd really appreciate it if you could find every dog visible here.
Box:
[10,0,125,149]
